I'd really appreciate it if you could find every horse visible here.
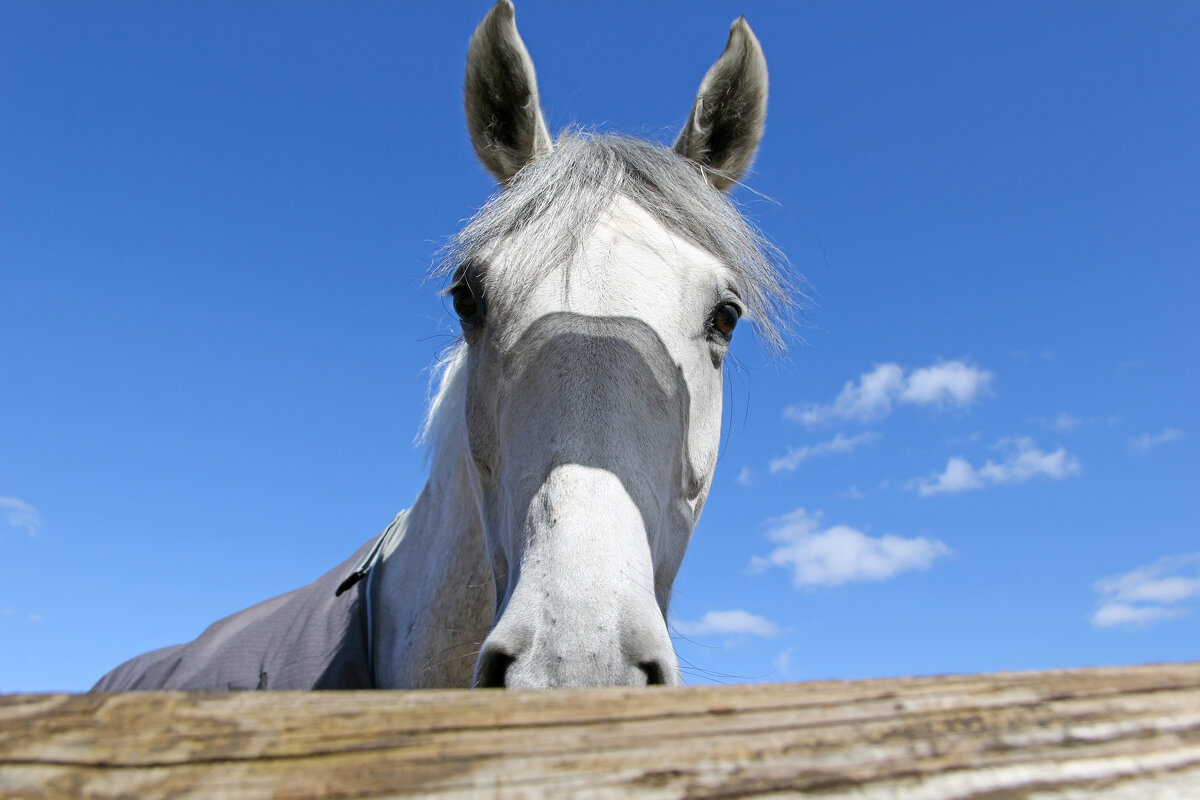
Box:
[93,0,792,691]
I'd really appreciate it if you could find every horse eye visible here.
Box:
[450,283,479,322]
[711,303,741,338]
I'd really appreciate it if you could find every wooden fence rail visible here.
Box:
[2,663,1198,798]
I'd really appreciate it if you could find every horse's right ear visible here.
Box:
[464,1,553,184]
[674,18,768,192]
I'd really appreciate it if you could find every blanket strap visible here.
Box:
[334,515,401,597]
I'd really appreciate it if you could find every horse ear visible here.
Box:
[674,18,768,192]
[464,1,553,184]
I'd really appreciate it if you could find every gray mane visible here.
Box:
[434,132,797,353]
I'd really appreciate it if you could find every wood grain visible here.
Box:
[2,663,1198,798]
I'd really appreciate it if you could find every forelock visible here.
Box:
[433,132,798,353]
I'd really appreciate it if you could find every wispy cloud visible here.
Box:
[772,647,796,676]
[1038,413,1088,434]
[947,431,983,446]
[1130,428,1186,454]
[768,431,879,474]
[736,466,754,486]
[751,508,949,589]
[785,360,993,427]
[785,364,904,426]
[911,437,1081,497]
[674,609,781,638]
[0,496,42,538]
[1092,554,1200,629]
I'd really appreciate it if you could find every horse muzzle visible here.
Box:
[473,464,680,688]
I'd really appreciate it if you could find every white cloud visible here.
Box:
[772,647,796,676]
[0,496,41,538]
[785,360,992,427]
[674,609,781,638]
[839,485,866,500]
[1093,554,1200,629]
[784,364,903,426]
[912,437,1080,497]
[899,361,992,407]
[1130,428,1186,454]
[768,431,879,473]
[751,508,949,589]
[916,457,983,496]
[736,466,754,486]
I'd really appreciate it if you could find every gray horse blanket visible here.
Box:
[92,519,398,692]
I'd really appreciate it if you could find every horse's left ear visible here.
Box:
[674,18,768,192]
[464,1,553,184]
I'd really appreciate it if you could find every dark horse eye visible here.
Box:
[712,303,741,338]
[451,282,479,323]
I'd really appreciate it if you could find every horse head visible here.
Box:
[452,1,780,688]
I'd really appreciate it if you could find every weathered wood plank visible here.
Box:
[2,663,1198,798]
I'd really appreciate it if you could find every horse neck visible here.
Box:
[373,399,494,689]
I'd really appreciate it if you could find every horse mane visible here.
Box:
[421,342,468,467]
[423,132,799,458]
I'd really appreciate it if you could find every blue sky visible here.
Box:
[2,1,1196,691]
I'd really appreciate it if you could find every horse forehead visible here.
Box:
[587,197,722,283]
[522,196,725,320]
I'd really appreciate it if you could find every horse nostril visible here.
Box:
[475,648,516,688]
[639,660,668,686]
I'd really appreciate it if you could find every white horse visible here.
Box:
[94,1,791,691]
